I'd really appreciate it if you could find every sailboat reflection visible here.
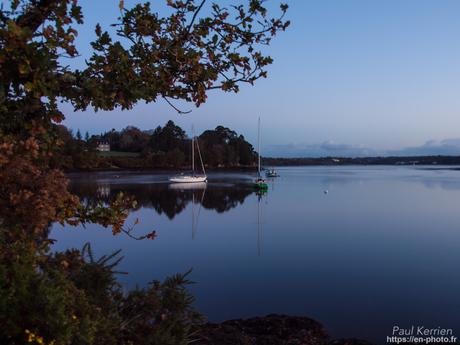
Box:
[168,182,207,191]
[169,182,206,238]
[71,180,254,219]
[256,189,267,256]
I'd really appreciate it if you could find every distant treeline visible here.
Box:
[262,156,460,166]
[51,121,257,170]
[51,122,460,171]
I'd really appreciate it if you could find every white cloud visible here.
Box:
[264,138,460,157]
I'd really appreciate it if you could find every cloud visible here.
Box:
[389,138,460,156]
[264,138,460,158]
[264,141,380,158]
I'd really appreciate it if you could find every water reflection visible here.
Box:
[170,183,207,239]
[256,190,267,257]
[54,167,460,344]
[70,179,255,219]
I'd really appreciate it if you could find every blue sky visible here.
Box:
[60,0,460,156]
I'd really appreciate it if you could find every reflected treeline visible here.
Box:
[70,181,254,219]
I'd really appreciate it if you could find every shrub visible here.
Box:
[0,242,202,345]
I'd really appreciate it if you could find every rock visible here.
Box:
[195,314,329,345]
[329,339,375,345]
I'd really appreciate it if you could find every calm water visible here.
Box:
[52,166,460,343]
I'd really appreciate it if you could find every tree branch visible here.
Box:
[16,0,59,33]
[162,96,192,114]
[186,0,206,34]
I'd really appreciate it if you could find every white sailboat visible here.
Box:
[265,168,279,178]
[169,128,207,183]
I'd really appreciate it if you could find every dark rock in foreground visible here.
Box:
[196,314,373,345]
[329,339,375,345]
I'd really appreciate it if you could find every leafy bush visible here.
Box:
[0,1,288,344]
[0,242,202,345]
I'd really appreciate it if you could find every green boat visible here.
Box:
[254,178,268,190]
[254,117,268,190]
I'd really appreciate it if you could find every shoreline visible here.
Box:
[60,154,460,173]
[63,165,259,174]
[63,163,460,175]
[197,314,374,345]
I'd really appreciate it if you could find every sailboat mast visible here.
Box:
[192,192,195,239]
[191,125,195,175]
[258,117,261,177]
[196,136,206,176]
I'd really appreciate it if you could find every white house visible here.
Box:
[96,141,110,152]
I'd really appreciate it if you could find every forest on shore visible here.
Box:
[0,1,293,344]
[52,120,258,170]
[54,120,460,171]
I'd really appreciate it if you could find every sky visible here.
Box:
[60,0,460,157]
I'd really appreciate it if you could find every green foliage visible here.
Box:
[0,0,289,135]
[0,241,102,345]
[53,121,257,169]
[0,241,202,345]
[0,1,287,343]
[97,151,140,158]
[199,126,256,166]
[50,125,100,170]
[149,121,187,153]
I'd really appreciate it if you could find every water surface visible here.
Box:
[52,166,460,343]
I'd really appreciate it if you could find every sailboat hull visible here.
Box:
[169,176,207,183]
[254,182,268,189]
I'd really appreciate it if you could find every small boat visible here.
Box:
[265,168,279,178]
[255,177,268,190]
[170,127,207,184]
[254,117,268,190]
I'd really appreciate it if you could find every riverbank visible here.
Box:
[62,154,460,172]
[64,165,259,173]
[263,155,460,166]
[196,314,373,345]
